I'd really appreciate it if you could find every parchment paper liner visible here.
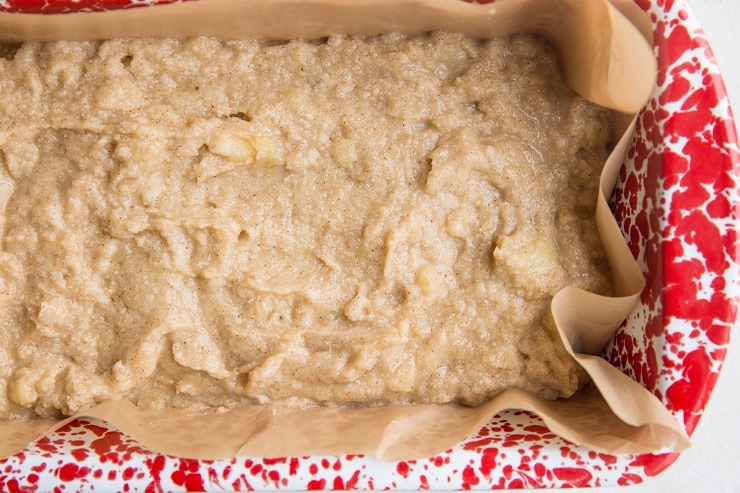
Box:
[0,0,691,460]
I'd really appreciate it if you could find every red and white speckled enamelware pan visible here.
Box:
[0,0,737,490]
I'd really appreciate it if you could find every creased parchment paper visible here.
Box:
[0,0,691,461]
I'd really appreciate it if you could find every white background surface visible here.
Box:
[586,1,740,492]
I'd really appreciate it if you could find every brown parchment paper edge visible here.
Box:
[0,0,690,461]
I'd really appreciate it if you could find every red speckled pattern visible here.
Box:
[0,0,185,14]
[605,0,738,439]
[0,0,738,490]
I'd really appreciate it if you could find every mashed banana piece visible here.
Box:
[0,33,612,419]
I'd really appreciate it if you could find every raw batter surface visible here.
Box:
[0,33,612,419]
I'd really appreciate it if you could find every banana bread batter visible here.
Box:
[0,33,612,418]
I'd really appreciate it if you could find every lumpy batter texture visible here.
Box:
[0,33,612,419]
